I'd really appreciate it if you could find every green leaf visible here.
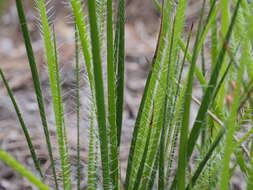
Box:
[106,0,119,189]
[15,0,58,188]
[36,0,72,188]
[87,109,98,190]
[74,25,81,190]
[0,68,43,177]
[87,0,111,189]
[115,0,125,146]
[177,0,207,188]
[70,0,95,94]
[132,110,154,190]
[186,128,225,189]
[0,150,50,190]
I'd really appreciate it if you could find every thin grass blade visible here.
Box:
[15,0,58,188]
[106,0,119,188]
[186,128,225,189]
[70,0,95,94]
[74,25,81,190]
[36,0,72,188]
[87,109,97,190]
[0,68,43,177]
[87,0,111,188]
[115,0,125,146]
[0,150,50,190]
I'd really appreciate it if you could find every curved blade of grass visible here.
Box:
[0,68,43,177]
[87,0,111,189]
[15,0,58,188]
[0,150,50,190]
[36,0,72,188]
[115,0,125,146]
[70,0,95,94]
[186,128,225,189]
[187,0,242,159]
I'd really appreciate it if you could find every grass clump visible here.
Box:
[0,0,253,189]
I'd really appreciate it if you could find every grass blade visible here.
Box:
[70,0,95,93]
[106,0,119,188]
[115,0,125,146]
[87,109,97,190]
[0,68,43,177]
[87,0,111,188]
[36,0,72,188]
[0,150,50,190]
[177,1,207,188]
[186,128,225,189]
[15,0,58,188]
[132,111,154,190]
[74,25,81,190]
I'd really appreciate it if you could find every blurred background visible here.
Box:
[0,0,200,189]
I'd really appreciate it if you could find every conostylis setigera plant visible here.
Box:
[0,0,253,189]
